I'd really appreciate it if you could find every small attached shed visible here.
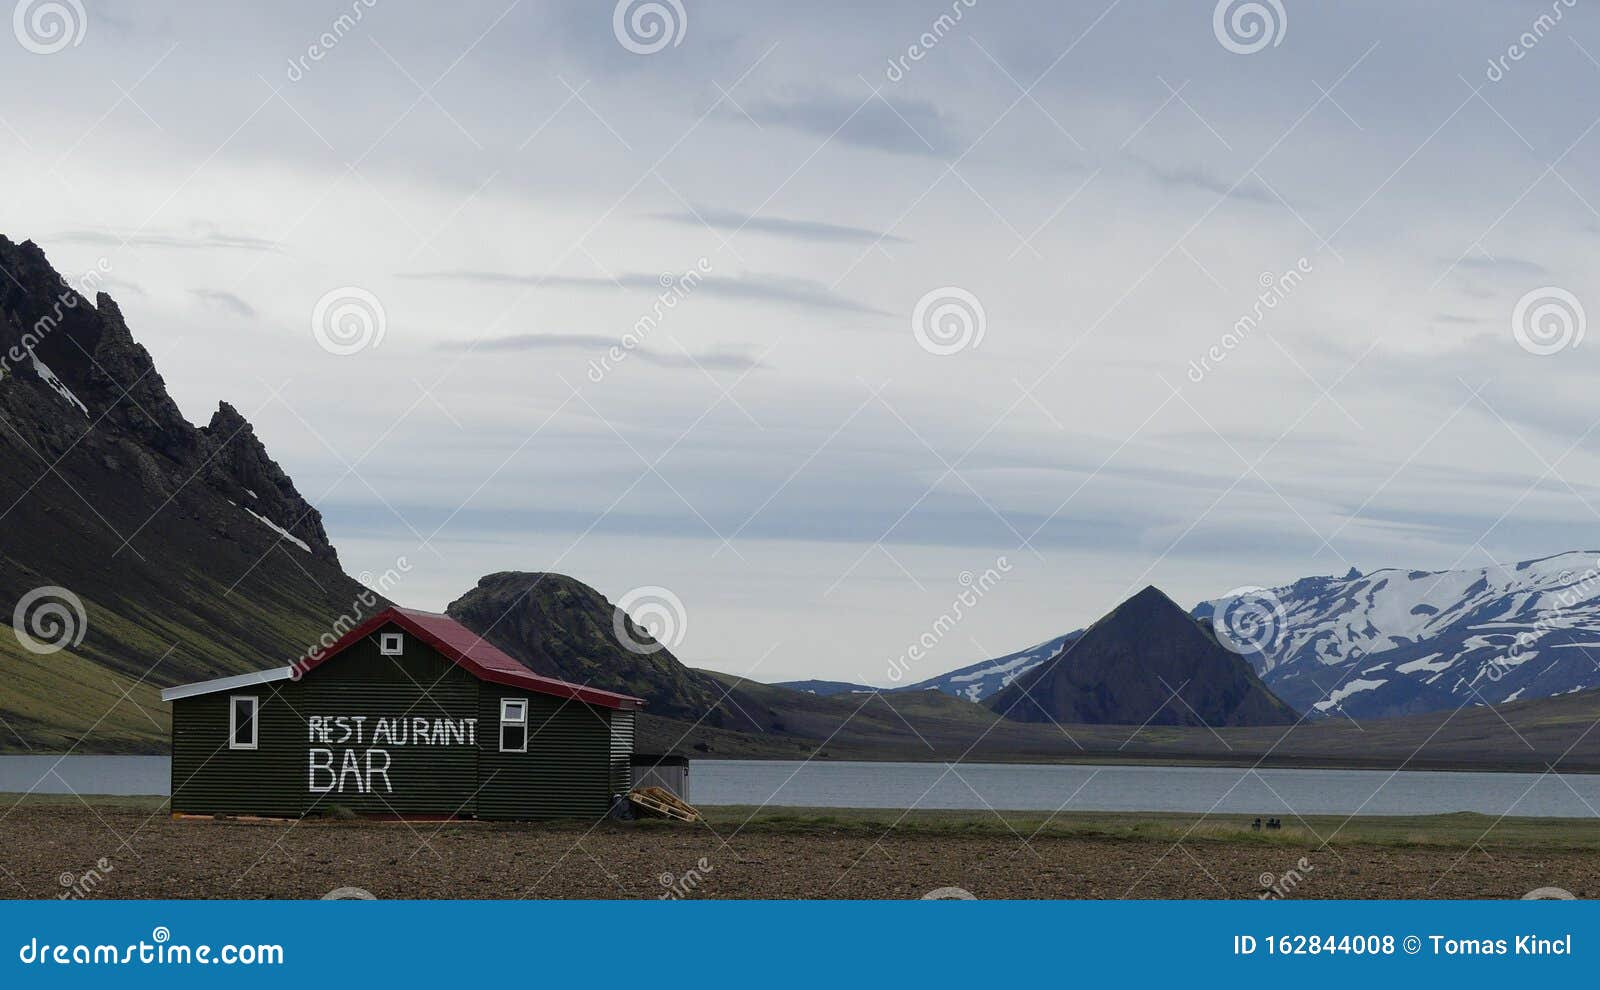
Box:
[631,753,691,802]
[161,607,644,820]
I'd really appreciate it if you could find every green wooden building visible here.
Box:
[160,607,644,820]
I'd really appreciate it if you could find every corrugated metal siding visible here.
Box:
[476,685,617,820]
[172,626,480,817]
[609,712,635,798]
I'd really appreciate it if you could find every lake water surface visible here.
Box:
[4,756,1598,818]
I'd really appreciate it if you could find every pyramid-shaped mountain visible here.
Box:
[989,586,1297,727]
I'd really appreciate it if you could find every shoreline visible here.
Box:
[9,750,1600,776]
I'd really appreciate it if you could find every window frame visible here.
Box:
[499,697,528,753]
[379,632,404,656]
[228,694,260,750]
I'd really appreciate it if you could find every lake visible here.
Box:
[5,756,1599,818]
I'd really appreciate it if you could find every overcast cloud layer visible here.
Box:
[4,0,1598,684]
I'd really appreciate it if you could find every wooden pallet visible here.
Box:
[628,786,701,823]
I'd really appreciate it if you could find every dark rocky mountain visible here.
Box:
[445,571,766,730]
[989,586,1297,727]
[0,236,372,751]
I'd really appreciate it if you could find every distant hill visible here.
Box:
[899,632,1081,701]
[991,586,1296,727]
[446,571,773,731]
[774,678,878,696]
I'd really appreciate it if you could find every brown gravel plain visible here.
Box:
[3,800,1597,900]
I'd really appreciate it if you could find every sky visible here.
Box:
[3,0,1599,686]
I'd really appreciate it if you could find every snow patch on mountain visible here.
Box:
[1200,551,1600,719]
[900,632,1080,702]
[29,355,88,416]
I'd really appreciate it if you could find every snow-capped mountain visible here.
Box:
[899,632,1081,702]
[773,632,1080,702]
[1196,552,1600,720]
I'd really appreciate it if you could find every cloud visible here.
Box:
[650,205,906,245]
[53,229,281,252]
[743,92,963,157]
[439,332,766,371]
[401,270,885,315]
[190,288,255,317]
[1448,254,1550,277]
[1139,161,1274,204]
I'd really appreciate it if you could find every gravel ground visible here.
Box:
[3,805,1594,900]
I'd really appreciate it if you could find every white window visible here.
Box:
[379,632,404,656]
[499,698,527,753]
[229,695,259,750]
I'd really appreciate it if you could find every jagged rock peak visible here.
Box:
[201,401,338,562]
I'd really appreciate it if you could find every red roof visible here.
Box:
[291,607,644,711]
